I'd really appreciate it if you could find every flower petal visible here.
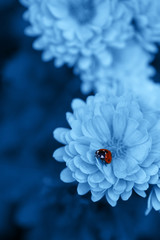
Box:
[145,191,153,215]
[60,168,75,183]
[71,98,85,110]
[103,164,116,184]
[77,183,90,195]
[108,188,119,202]
[113,179,126,194]
[92,116,111,141]
[126,181,134,192]
[134,183,149,191]
[123,118,139,141]
[121,190,132,201]
[88,171,105,184]
[53,128,70,144]
[124,129,148,147]
[47,2,68,18]
[66,159,77,172]
[113,112,127,140]
[152,193,160,211]
[134,169,147,184]
[53,147,65,162]
[74,169,88,183]
[74,143,89,157]
[149,174,159,184]
[70,120,83,138]
[82,120,101,141]
[105,192,117,207]
[125,156,140,175]
[73,156,98,174]
[141,153,156,168]
[84,151,95,165]
[134,188,146,198]
[91,190,105,202]
[112,158,127,178]
[99,180,112,189]
[154,187,160,202]
[127,139,151,163]
[144,164,159,176]
[100,103,114,130]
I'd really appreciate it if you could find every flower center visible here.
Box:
[68,0,96,25]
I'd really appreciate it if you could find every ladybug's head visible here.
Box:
[95,149,112,164]
[95,149,106,160]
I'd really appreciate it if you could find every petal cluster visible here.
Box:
[53,94,160,206]
[146,177,160,215]
[20,0,160,67]
[123,0,160,52]
[75,40,160,111]
[20,0,160,103]
[20,0,133,67]
[76,40,154,93]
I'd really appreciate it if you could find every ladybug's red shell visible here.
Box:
[95,149,112,164]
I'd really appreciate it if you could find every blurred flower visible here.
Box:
[123,0,160,52]
[75,40,154,93]
[53,93,160,207]
[76,40,160,110]
[20,0,133,67]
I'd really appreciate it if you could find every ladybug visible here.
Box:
[95,149,112,164]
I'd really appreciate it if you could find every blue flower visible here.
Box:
[20,0,133,67]
[53,93,160,206]
[75,40,160,110]
[123,0,160,52]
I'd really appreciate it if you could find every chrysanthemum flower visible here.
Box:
[75,40,160,110]
[123,0,160,52]
[53,94,160,206]
[20,0,133,67]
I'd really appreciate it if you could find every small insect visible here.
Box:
[95,149,112,164]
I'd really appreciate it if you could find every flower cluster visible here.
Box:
[53,94,160,207]
[20,0,160,214]
[123,0,160,52]
[20,0,133,68]
[20,0,133,67]
[75,40,160,111]
[20,0,160,65]
[20,0,160,102]
[75,41,154,89]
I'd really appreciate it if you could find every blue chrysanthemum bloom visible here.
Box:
[20,0,133,67]
[75,40,160,110]
[53,94,160,206]
[123,0,160,52]
[75,40,154,93]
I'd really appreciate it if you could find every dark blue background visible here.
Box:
[1,1,160,240]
